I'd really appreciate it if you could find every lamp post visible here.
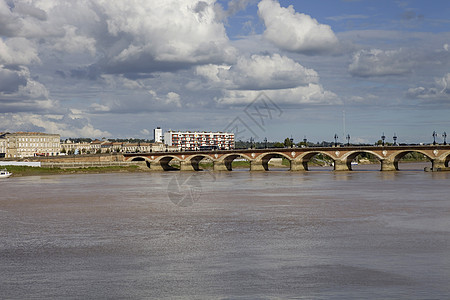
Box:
[290,136,294,148]
[250,137,254,149]
[264,137,267,149]
[346,134,350,146]
[334,134,338,147]
[443,132,447,145]
[433,131,437,145]
[393,133,397,146]
[381,133,386,146]
[303,136,307,147]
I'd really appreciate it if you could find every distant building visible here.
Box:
[0,136,6,158]
[154,127,163,143]
[60,140,91,154]
[163,130,235,151]
[0,132,60,158]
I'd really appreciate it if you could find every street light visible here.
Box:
[334,134,338,147]
[250,137,254,149]
[393,133,397,146]
[433,131,437,145]
[303,136,307,147]
[290,136,294,148]
[346,134,350,146]
[443,132,447,145]
[381,132,386,146]
[264,137,267,149]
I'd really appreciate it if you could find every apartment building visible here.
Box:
[164,131,235,151]
[154,127,163,143]
[0,132,60,158]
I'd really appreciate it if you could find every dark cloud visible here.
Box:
[55,70,66,79]
[70,65,101,80]
[123,73,156,80]
[401,10,424,21]
[13,2,47,21]
[0,68,27,93]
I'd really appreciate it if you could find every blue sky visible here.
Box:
[1,0,449,144]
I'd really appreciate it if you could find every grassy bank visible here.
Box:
[3,165,144,177]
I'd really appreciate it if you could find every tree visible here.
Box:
[273,142,284,148]
[283,137,293,148]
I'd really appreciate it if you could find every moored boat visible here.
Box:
[0,169,12,178]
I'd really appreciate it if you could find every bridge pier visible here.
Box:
[290,160,307,171]
[180,161,196,171]
[250,160,266,171]
[381,160,396,171]
[213,160,230,171]
[333,159,350,171]
[149,162,165,171]
[432,159,446,171]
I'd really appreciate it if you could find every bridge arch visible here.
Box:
[391,150,433,170]
[217,153,252,171]
[296,151,335,171]
[257,152,292,171]
[342,150,383,171]
[129,156,151,168]
[445,152,450,167]
[154,155,182,171]
[185,154,215,171]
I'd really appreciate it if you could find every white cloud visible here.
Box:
[217,83,339,105]
[0,112,111,138]
[197,53,319,90]
[0,38,40,65]
[196,53,338,105]
[407,73,450,101]
[50,25,96,55]
[89,89,182,113]
[258,0,338,54]
[140,128,150,136]
[349,48,414,77]
[97,0,237,73]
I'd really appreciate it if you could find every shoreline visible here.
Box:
[1,160,435,177]
[2,165,147,177]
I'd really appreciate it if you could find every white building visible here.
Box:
[164,131,235,151]
[154,127,163,143]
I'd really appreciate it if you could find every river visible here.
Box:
[1,164,449,299]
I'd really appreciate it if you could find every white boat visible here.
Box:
[0,169,12,178]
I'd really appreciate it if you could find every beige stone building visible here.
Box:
[0,132,61,158]
[0,136,6,158]
[60,140,91,154]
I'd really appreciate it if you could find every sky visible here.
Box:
[1,0,450,144]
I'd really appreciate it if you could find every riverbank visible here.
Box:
[3,165,146,177]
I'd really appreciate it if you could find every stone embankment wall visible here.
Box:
[7,153,148,169]
[25,153,125,163]
[41,161,146,169]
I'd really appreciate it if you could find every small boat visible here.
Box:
[0,169,12,178]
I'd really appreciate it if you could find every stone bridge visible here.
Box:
[123,145,450,171]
